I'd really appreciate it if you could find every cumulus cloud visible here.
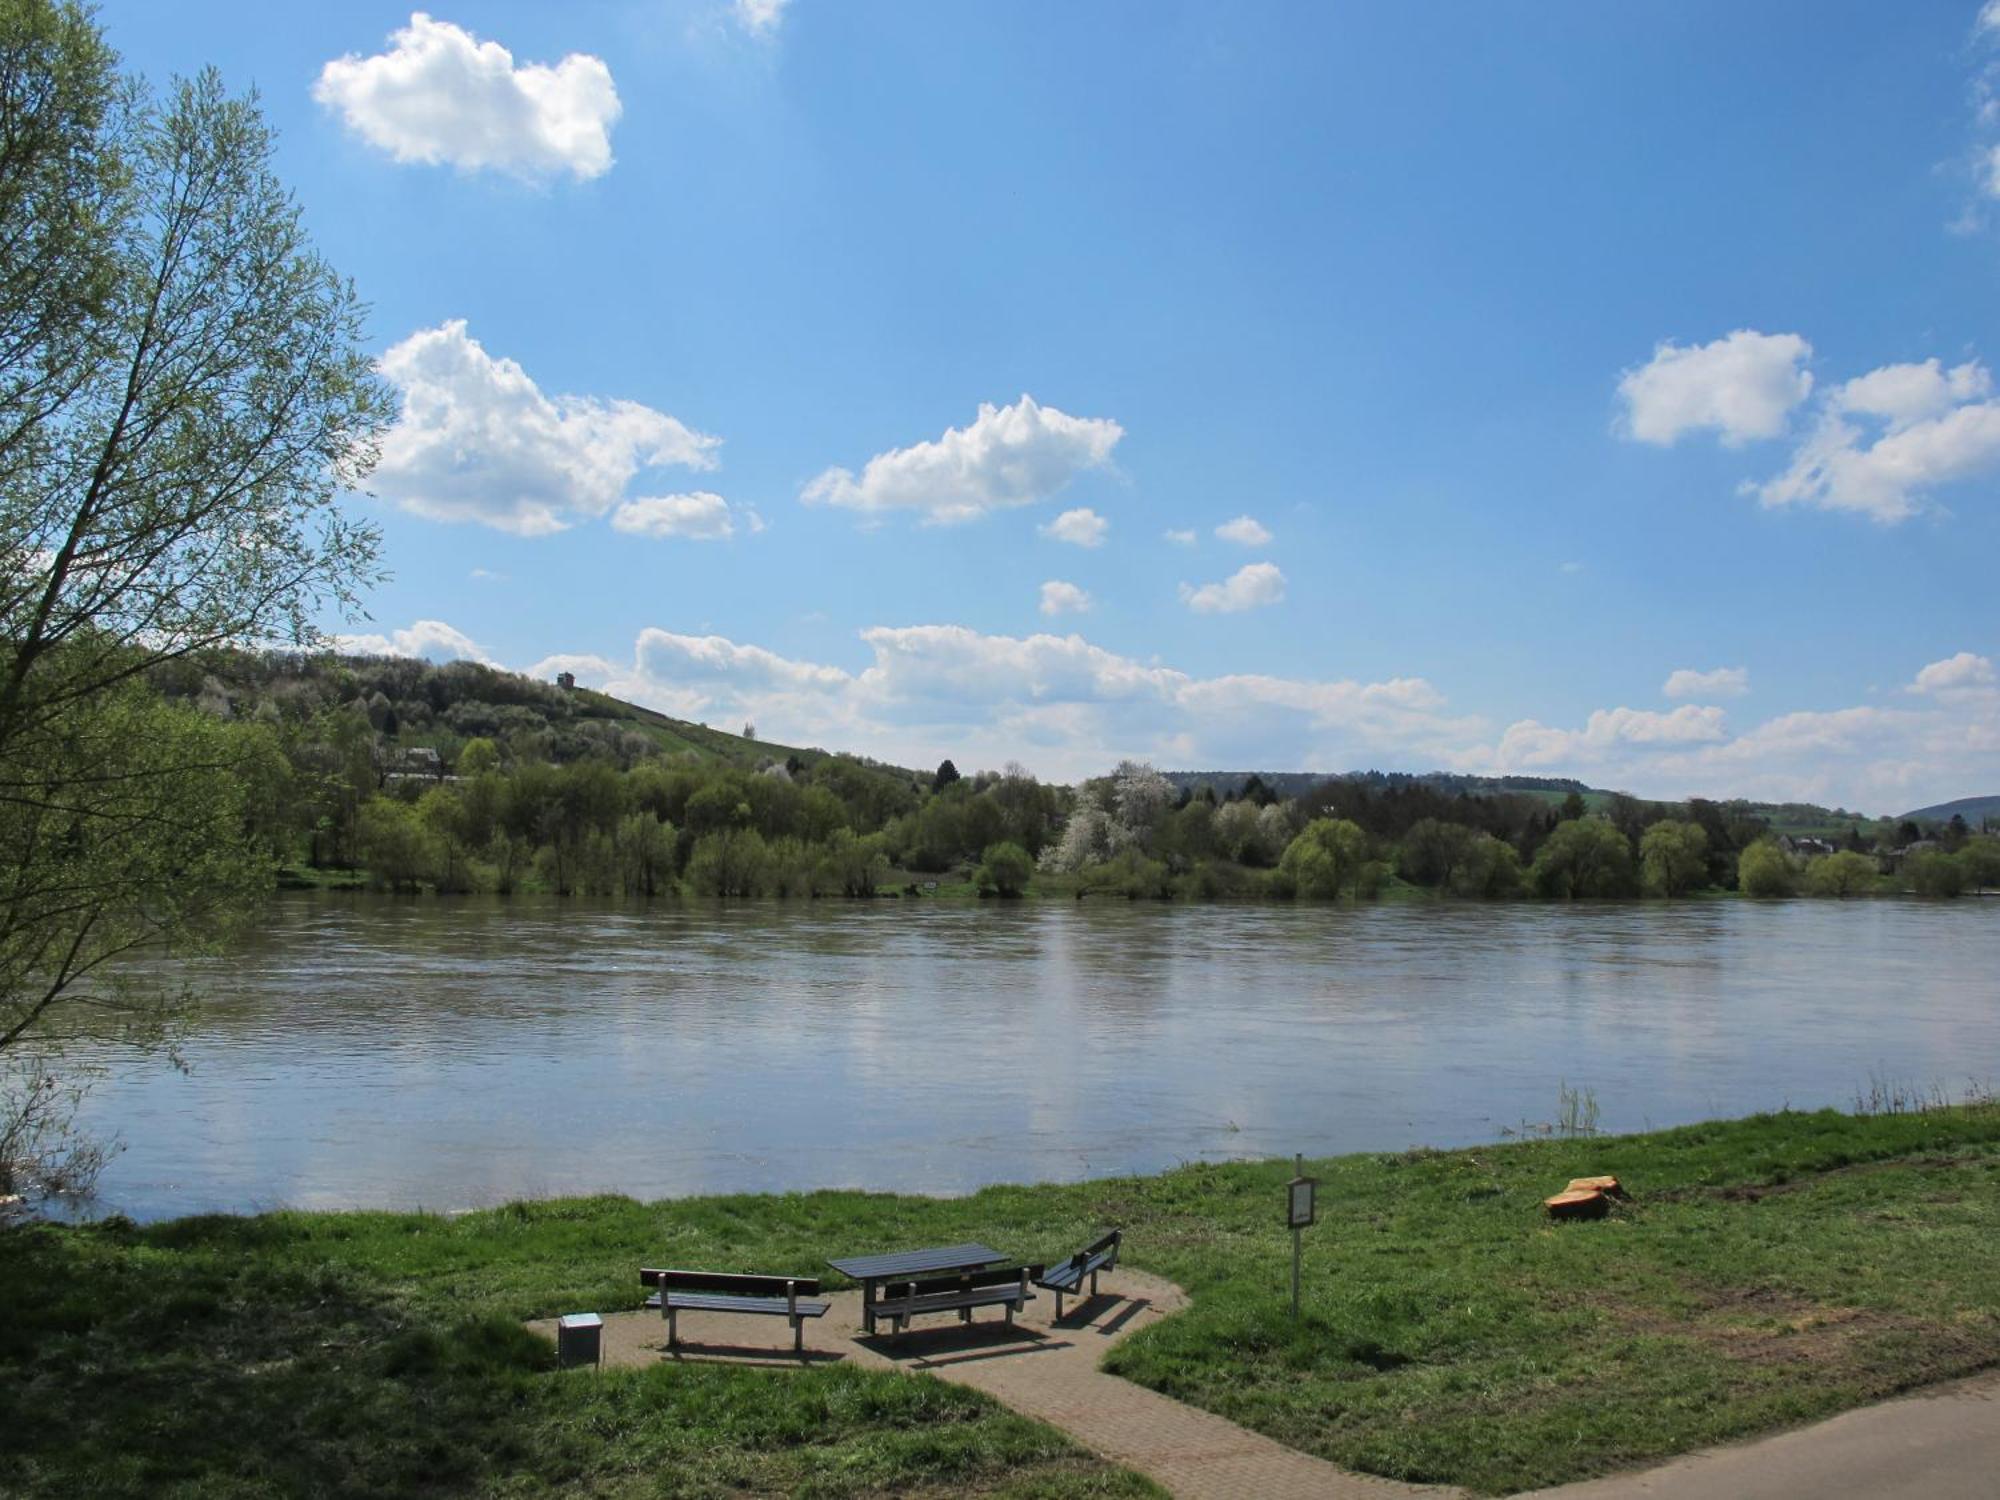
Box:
[1663,666,1749,699]
[1040,507,1109,547]
[1752,359,2000,522]
[1181,562,1285,614]
[732,0,790,36]
[1214,515,1272,546]
[1910,651,1996,695]
[1618,330,1813,446]
[610,492,738,541]
[372,321,718,535]
[336,618,492,664]
[1039,580,1092,616]
[1163,528,1196,546]
[522,625,1996,810]
[314,13,619,181]
[801,396,1122,525]
[547,620,1471,781]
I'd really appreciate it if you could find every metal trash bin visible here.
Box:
[556,1312,603,1369]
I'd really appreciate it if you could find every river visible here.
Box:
[64,893,1999,1220]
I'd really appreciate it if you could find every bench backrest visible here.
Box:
[1078,1229,1120,1262]
[893,1263,1044,1298]
[640,1267,822,1298]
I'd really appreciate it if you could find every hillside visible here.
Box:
[155,649,919,783]
[1902,794,2000,827]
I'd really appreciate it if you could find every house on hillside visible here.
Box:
[556,671,576,691]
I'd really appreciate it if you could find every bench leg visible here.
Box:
[959,1306,971,1324]
[793,1316,804,1355]
[1004,1302,1014,1326]
[667,1307,678,1349]
[1054,1290,1065,1320]
[1091,1269,1100,1297]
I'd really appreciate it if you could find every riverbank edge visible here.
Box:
[6,1104,2000,1496]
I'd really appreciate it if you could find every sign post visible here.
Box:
[1286,1152,1318,1321]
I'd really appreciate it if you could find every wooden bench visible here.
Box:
[640,1268,831,1353]
[871,1263,1043,1337]
[1035,1230,1121,1319]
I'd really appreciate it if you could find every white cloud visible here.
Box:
[1558,560,1584,574]
[1663,666,1749,700]
[549,621,1471,781]
[801,395,1123,525]
[610,492,738,541]
[469,567,507,581]
[1163,528,1196,546]
[1040,507,1109,547]
[336,618,492,664]
[1618,330,1813,446]
[1910,651,1996,695]
[1214,515,1272,546]
[1180,562,1285,614]
[1039,580,1092,616]
[372,321,718,536]
[314,13,619,182]
[732,0,790,37]
[524,627,1997,810]
[1753,360,2000,522]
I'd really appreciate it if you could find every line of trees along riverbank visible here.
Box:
[164,653,2000,903]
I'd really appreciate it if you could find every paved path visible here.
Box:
[1527,1368,2000,1500]
[538,1269,1459,1500]
[537,1283,2000,1499]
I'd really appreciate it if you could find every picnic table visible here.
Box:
[827,1242,1007,1335]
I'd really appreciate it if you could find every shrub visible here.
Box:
[974,842,1033,898]
[1905,849,1966,898]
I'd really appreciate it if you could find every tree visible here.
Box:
[1531,817,1637,898]
[1737,838,1796,897]
[1905,849,1966,898]
[1397,818,1475,889]
[932,758,960,793]
[1804,850,1876,897]
[1639,820,1708,897]
[974,841,1033,897]
[0,4,388,1206]
[1275,818,1371,898]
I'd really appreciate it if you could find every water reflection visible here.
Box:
[66,894,2000,1220]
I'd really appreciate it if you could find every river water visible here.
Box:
[64,894,1999,1220]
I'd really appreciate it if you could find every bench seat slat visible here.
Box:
[642,1291,831,1316]
[1038,1248,1115,1292]
[874,1287,1034,1317]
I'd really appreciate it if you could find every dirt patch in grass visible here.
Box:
[1593,1284,1993,1376]
[1654,1153,1988,1204]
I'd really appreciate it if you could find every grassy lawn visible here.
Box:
[4,1107,1998,1496]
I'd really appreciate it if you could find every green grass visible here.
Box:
[5,1108,1999,1496]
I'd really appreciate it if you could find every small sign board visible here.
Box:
[1287,1171,1318,1229]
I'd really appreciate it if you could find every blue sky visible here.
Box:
[100,1,2000,811]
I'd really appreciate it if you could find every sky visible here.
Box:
[96,1,2000,814]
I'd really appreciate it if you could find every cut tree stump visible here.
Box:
[1545,1189,1609,1221]
[1565,1175,1629,1199]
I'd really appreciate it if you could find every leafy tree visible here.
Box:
[1803,850,1876,897]
[974,841,1033,897]
[1450,832,1523,897]
[686,828,772,897]
[1737,837,1796,897]
[1531,817,1637,898]
[1905,849,1966,898]
[1275,818,1371,898]
[1397,818,1475,889]
[0,3,386,1202]
[1638,820,1708,897]
[355,797,434,893]
[456,737,500,777]
[932,758,960,793]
